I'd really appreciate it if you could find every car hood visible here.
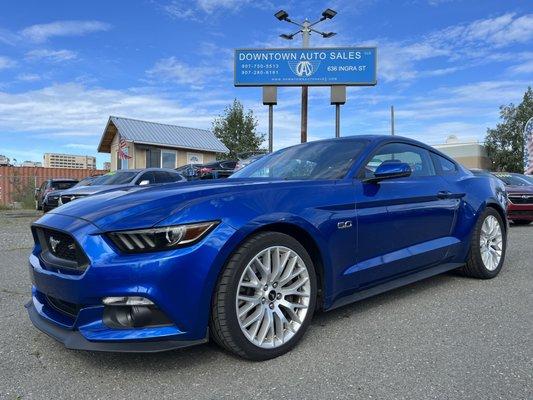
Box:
[505,185,533,194]
[47,179,294,230]
[58,184,130,196]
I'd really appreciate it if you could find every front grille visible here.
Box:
[508,195,533,205]
[60,194,88,204]
[46,295,82,317]
[46,196,60,207]
[508,210,533,216]
[42,229,77,261]
[33,227,89,273]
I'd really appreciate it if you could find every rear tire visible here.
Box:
[210,232,317,360]
[459,208,506,279]
[512,220,531,226]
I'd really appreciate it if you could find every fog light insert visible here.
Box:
[102,297,173,328]
[102,296,154,306]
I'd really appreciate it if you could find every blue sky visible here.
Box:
[0,0,532,168]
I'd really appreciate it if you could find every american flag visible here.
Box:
[118,134,131,160]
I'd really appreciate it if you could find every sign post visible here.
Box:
[262,87,277,153]
[330,86,346,138]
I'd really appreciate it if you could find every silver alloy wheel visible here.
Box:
[235,246,311,348]
[480,215,503,271]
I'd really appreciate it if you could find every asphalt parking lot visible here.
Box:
[0,211,531,400]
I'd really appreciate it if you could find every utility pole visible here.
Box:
[390,105,395,136]
[276,9,337,143]
[301,20,310,143]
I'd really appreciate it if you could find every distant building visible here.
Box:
[103,161,111,171]
[433,135,491,170]
[21,160,42,167]
[0,155,10,166]
[97,116,228,171]
[43,153,97,169]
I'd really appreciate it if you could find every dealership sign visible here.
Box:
[234,47,377,87]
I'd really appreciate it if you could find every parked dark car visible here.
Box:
[198,160,237,179]
[27,135,508,360]
[35,179,78,211]
[175,164,201,180]
[43,175,106,212]
[57,168,186,205]
[492,172,533,225]
[176,161,237,180]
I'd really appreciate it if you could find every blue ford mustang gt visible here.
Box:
[26,135,508,360]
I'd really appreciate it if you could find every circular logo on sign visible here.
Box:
[296,61,313,77]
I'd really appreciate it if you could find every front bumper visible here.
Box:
[507,203,533,221]
[27,212,236,352]
[26,297,207,352]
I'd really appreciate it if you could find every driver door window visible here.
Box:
[363,143,435,179]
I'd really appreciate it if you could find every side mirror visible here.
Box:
[138,180,150,186]
[364,162,411,183]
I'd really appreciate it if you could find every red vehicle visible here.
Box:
[492,172,533,225]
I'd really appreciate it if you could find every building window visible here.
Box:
[161,150,177,169]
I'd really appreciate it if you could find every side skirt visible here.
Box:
[328,262,464,311]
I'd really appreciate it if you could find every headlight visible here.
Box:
[107,221,218,253]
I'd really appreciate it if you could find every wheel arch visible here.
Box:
[484,200,508,232]
[213,221,329,311]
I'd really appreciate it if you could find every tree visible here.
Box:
[485,86,533,172]
[212,99,265,159]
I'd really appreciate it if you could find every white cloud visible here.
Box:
[20,20,111,43]
[0,56,16,70]
[0,83,215,137]
[508,59,533,75]
[162,0,258,20]
[25,49,77,62]
[17,73,41,82]
[146,57,217,86]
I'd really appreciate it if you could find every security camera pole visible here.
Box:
[276,9,337,143]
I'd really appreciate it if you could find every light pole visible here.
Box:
[275,8,337,143]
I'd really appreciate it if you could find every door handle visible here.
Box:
[437,191,466,199]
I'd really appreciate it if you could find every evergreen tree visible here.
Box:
[212,99,265,159]
[485,87,533,172]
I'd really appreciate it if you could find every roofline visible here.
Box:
[109,115,213,134]
[97,116,114,153]
[129,140,227,154]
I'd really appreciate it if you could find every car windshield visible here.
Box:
[231,139,368,180]
[493,173,532,186]
[98,171,138,185]
[51,181,77,190]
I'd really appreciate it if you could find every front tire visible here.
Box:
[459,208,506,279]
[210,232,317,360]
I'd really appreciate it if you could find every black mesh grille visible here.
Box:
[46,295,82,317]
[42,229,77,261]
[508,195,533,205]
[33,227,89,273]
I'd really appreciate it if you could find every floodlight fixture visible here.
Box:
[322,32,336,38]
[322,8,337,19]
[275,10,289,21]
[279,33,294,40]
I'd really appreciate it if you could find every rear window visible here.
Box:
[51,181,77,190]
[432,153,457,175]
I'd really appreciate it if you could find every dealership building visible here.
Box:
[433,135,492,170]
[97,116,228,171]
